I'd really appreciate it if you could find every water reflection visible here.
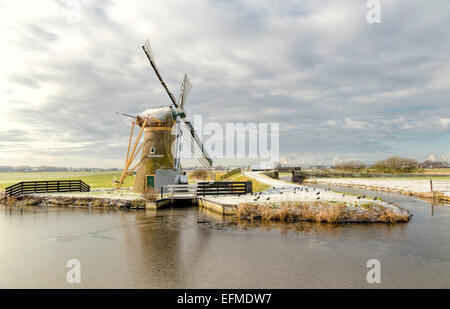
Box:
[0,187,449,288]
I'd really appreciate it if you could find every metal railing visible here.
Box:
[5,180,90,197]
[161,184,198,200]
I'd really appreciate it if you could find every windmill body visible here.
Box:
[133,106,176,193]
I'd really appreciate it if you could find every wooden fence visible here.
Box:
[197,181,251,196]
[5,180,90,197]
[161,181,252,199]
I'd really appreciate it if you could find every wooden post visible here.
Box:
[122,161,142,179]
[125,121,135,165]
[430,179,433,192]
[246,180,253,194]
[118,117,148,189]
[128,141,145,167]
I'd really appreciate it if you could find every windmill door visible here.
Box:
[146,175,155,190]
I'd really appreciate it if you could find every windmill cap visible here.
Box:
[136,106,174,127]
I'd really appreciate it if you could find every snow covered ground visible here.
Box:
[206,172,403,213]
[31,189,143,200]
[306,177,450,197]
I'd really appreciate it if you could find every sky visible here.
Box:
[0,0,449,168]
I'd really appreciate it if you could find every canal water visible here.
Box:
[0,187,449,288]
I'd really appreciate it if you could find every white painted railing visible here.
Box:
[161,184,198,200]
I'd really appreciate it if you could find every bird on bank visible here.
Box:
[342,193,345,197]
[266,197,270,201]
[316,191,320,195]
[373,197,378,201]
[357,196,362,199]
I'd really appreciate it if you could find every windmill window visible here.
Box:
[150,147,155,154]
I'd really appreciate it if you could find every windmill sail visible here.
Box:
[142,39,178,108]
[142,38,213,169]
[182,118,213,168]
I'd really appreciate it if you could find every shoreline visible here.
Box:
[1,194,147,210]
[1,189,411,224]
[305,179,450,202]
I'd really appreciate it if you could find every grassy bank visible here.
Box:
[0,171,135,190]
[236,201,410,223]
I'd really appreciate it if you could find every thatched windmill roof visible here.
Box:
[136,106,174,127]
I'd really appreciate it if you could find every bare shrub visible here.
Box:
[372,156,419,173]
[334,161,366,172]
[143,188,157,201]
[191,169,209,180]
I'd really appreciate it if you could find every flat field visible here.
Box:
[0,171,135,190]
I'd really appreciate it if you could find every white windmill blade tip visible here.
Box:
[143,39,155,59]
[184,74,192,89]
[180,74,193,109]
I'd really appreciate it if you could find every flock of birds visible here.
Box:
[248,186,378,202]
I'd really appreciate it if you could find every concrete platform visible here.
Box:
[149,196,237,216]
[197,198,237,215]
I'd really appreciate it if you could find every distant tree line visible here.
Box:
[419,160,448,169]
[333,161,367,172]
[334,157,448,174]
[0,166,118,173]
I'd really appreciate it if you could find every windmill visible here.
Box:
[117,39,213,193]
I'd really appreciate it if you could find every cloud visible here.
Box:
[440,118,450,129]
[343,118,366,129]
[0,0,449,167]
